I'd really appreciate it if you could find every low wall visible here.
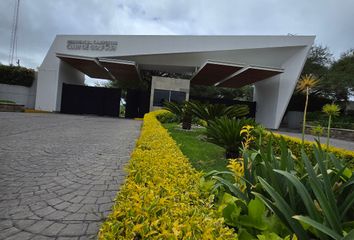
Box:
[0,78,37,108]
[305,125,354,141]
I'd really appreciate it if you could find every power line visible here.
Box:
[9,0,20,66]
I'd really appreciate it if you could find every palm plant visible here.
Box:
[163,101,193,130]
[296,74,319,145]
[205,117,255,158]
[189,102,249,124]
[322,103,340,149]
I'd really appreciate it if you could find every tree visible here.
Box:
[189,85,253,101]
[324,49,354,102]
[302,45,332,78]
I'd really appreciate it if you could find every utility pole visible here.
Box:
[9,0,20,66]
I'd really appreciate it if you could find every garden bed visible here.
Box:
[99,110,236,239]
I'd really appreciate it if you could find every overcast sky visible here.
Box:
[1,0,354,70]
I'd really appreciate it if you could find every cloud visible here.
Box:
[0,0,353,69]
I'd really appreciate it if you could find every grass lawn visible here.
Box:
[163,123,229,172]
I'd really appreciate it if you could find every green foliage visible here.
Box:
[255,145,354,240]
[0,64,35,87]
[206,134,354,239]
[302,45,332,78]
[324,49,354,101]
[308,111,354,130]
[0,99,16,104]
[299,45,354,102]
[263,133,354,170]
[190,84,253,101]
[189,102,249,123]
[206,117,255,158]
[156,111,179,123]
[163,101,193,129]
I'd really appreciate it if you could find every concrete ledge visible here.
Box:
[0,103,25,112]
[305,125,354,141]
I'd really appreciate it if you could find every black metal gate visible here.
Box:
[125,89,150,118]
[61,83,121,117]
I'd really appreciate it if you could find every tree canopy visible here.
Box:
[301,45,354,102]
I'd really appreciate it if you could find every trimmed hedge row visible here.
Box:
[99,110,237,239]
[0,65,35,87]
[266,133,354,169]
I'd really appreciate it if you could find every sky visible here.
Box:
[1,0,354,71]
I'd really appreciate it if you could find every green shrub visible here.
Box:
[99,110,237,239]
[163,101,193,129]
[264,133,354,169]
[0,99,16,104]
[206,117,255,158]
[205,135,354,239]
[0,64,35,87]
[189,102,249,123]
[255,145,354,240]
[155,110,179,123]
[308,111,354,130]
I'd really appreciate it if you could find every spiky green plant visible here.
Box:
[254,145,354,240]
[163,101,193,130]
[296,74,319,145]
[205,117,254,158]
[189,102,249,124]
[322,103,341,149]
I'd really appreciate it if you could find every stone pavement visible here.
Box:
[0,113,141,240]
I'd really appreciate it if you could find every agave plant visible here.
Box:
[163,101,193,130]
[205,134,354,239]
[254,144,354,240]
[322,103,341,149]
[189,102,249,124]
[296,74,319,145]
[205,117,255,158]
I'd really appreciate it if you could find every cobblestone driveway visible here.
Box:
[0,113,141,240]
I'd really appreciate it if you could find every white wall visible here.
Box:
[0,78,37,108]
[56,61,85,111]
[254,45,312,129]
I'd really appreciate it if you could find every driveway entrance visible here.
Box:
[0,113,141,239]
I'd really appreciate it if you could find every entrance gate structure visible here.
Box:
[36,35,315,128]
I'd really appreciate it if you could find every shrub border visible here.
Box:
[99,110,236,239]
[269,132,354,168]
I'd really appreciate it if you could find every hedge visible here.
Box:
[0,64,35,87]
[99,110,237,239]
[266,133,354,169]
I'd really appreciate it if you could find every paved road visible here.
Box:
[274,130,354,151]
[0,113,141,240]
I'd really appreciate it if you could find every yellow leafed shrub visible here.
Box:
[266,132,354,169]
[99,110,237,239]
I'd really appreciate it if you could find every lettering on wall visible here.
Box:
[66,40,118,51]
